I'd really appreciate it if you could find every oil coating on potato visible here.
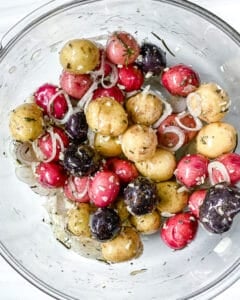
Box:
[86,97,128,136]
[121,124,157,162]
[94,133,122,157]
[196,122,237,159]
[126,92,163,126]
[67,203,91,237]
[101,226,142,263]
[59,39,100,74]
[130,210,161,234]
[156,181,188,214]
[114,196,130,222]
[135,148,176,182]
[9,103,43,142]
[187,83,230,123]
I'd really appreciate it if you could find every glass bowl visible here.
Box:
[1,0,240,299]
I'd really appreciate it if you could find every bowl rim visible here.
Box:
[1,0,240,299]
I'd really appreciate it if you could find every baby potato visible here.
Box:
[135,148,176,182]
[114,196,130,222]
[187,83,230,123]
[126,92,163,126]
[67,203,91,237]
[9,103,43,142]
[94,133,122,157]
[196,122,237,159]
[59,39,100,74]
[101,227,142,263]
[130,210,161,234]
[121,124,157,162]
[86,97,128,136]
[156,181,188,214]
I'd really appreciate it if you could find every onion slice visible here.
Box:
[77,81,99,112]
[11,141,38,165]
[160,125,185,152]
[15,165,36,185]
[175,111,202,132]
[208,161,230,185]
[47,90,73,124]
[101,62,118,89]
[152,92,173,129]
[68,176,89,201]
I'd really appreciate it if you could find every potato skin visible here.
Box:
[126,92,163,126]
[94,133,122,157]
[59,39,100,74]
[121,124,157,162]
[9,103,43,142]
[196,122,237,159]
[67,203,91,237]
[114,196,130,222]
[187,83,230,123]
[130,210,161,234]
[156,181,188,214]
[101,227,142,263]
[86,97,128,136]
[135,148,176,182]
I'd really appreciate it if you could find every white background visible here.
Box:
[0,0,240,299]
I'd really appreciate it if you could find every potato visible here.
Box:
[121,124,157,162]
[187,83,230,123]
[135,148,176,181]
[86,97,128,136]
[94,133,122,157]
[114,196,130,222]
[101,227,142,263]
[67,203,91,237]
[196,122,237,159]
[9,103,43,142]
[156,181,188,214]
[130,210,161,234]
[59,39,100,74]
[126,92,163,125]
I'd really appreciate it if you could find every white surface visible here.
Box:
[0,0,240,299]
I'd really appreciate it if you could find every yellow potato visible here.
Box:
[101,227,142,263]
[59,39,100,74]
[130,210,161,234]
[67,203,91,237]
[156,181,188,214]
[135,148,176,182]
[196,122,237,159]
[86,97,128,136]
[114,196,130,222]
[94,133,122,157]
[9,103,43,142]
[121,124,157,162]
[187,83,230,123]
[126,92,163,125]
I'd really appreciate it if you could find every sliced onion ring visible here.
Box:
[208,161,230,185]
[160,125,185,152]
[15,165,37,185]
[68,176,89,201]
[11,141,38,165]
[47,90,73,124]
[101,61,118,89]
[175,111,202,132]
[152,92,173,129]
[186,92,202,117]
[77,81,99,113]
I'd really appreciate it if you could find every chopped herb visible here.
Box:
[151,32,175,57]
[24,147,30,154]
[200,136,208,145]
[130,268,147,276]
[67,63,71,69]
[56,238,71,249]
[24,117,36,122]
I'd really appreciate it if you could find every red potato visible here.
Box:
[161,212,198,249]
[188,189,207,218]
[35,162,67,188]
[175,154,209,188]
[92,86,125,104]
[213,153,240,185]
[37,127,69,161]
[88,170,120,207]
[34,83,68,119]
[157,113,198,149]
[106,31,140,65]
[104,157,138,184]
[59,70,93,99]
[117,64,144,92]
[161,64,200,97]
[64,176,90,203]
